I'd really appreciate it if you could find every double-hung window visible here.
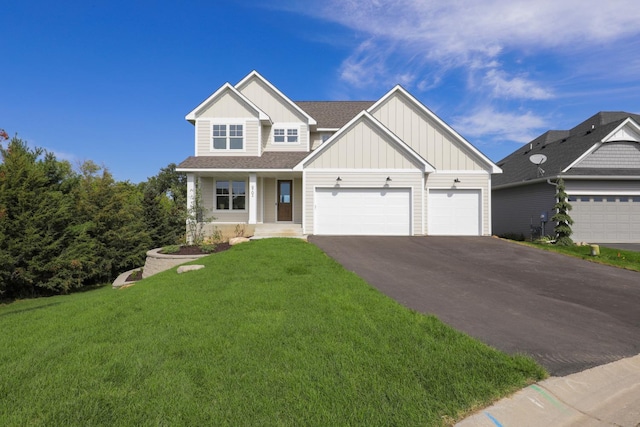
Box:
[216,180,246,210]
[212,124,244,150]
[273,126,299,144]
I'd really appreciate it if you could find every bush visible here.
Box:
[198,243,217,253]
[161,245,181,254]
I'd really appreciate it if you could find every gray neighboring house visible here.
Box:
[492,112,640,243]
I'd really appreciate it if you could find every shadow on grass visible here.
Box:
[0,302,62,317]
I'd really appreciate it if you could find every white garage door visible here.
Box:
[428,189,481,235]
[571,196,640,243]
[315,188,411,235]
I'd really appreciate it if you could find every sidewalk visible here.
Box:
[457,354,640,427]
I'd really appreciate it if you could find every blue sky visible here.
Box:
[3,0,640,183]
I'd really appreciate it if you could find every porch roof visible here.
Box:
[177,152,310,170]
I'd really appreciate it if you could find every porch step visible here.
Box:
[251,224,305,239]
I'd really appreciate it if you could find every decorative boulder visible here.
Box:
[229,237,250,246]
[177,265,205,274]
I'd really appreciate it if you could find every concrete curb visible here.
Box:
[456,354,640,426]
[112,268,142,289]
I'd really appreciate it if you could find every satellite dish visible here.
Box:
[529,154,547,165]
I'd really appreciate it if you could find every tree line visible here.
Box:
[0,132,187,298]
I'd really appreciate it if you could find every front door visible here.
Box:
[277,180,293,221]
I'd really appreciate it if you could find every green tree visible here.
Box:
[0,136,81,297]
[141,163,187,246]
[73,161,151,283]
[552,178,574,246]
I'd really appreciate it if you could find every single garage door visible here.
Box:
[315,188,411,235]
[428,189,481,235]
[571,196,640,243]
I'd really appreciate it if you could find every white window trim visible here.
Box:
[214,179,248,212]
[272,123,302,145]
[210,120,246,152]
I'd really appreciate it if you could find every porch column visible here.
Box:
[186,173,196,214]
[249,173,257,224]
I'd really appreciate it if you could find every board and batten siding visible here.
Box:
[305,120,422,169]
[199,177,250,223]
[195,119,260,157]
[237,78,308,124]
[427,173,492,235]
[303,171,424,235]
[492,182,556,238]
[370,93,485,171]
[196,91,257,119]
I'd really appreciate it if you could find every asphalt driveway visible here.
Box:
[308,236,640,376]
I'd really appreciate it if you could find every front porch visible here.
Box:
[186,172,303,234]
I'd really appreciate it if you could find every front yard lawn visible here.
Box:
[0,239,545,426]
[522,242,640,272]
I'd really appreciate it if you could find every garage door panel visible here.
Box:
[315,188,411,235]
[428,189,481,236]
[572,197,640,243]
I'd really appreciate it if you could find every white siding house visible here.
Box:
[177,71,501,237]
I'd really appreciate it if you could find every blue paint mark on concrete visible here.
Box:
[484,411,504,427]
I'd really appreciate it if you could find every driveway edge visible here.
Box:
[456,353,640,426]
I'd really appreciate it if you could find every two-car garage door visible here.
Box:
[313,187,482,236]
[315,188,411,235]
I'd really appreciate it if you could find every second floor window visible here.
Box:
[212,124,243,150]
[273,127,299,143]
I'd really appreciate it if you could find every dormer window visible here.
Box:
[212,123,244,150]
[273,126,299,144]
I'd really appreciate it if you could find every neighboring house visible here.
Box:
[492,112,640,243]
[176,71,500,236]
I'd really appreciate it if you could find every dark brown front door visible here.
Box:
[277,180,292,221]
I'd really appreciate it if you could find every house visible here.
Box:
[176,71,501,237]
[492,112,640,243]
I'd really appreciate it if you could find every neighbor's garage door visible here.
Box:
[571,196,640,243]
[428,189,481,235]
[315,188,411,235]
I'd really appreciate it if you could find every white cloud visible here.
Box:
[281,0,640,96]
[452,107,548,143]
[483,69,554,100]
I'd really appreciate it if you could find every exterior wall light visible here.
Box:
[454,178,460,183]
[336,176,342,182]
[386,176,392,182]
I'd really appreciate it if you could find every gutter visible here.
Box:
[493,174,640,190]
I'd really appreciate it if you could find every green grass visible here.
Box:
[522,242,640,272]
[0,239,545,426]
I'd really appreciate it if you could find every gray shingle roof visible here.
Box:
[493,112,640,187]
[177,152,309,170]
[295,101,375,128]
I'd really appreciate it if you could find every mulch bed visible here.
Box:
[125,243,233,282]
[169,243,232,256]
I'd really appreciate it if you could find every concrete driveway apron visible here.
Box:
[309,236,640,376]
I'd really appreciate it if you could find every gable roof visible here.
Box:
[295,101,375,129]
[294,110,435,172]
[185,83,271,124]
[368,85,502,174]
[493,112,640,188]
[235,71,317,126]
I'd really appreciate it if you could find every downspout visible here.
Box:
[546,177,559,238]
